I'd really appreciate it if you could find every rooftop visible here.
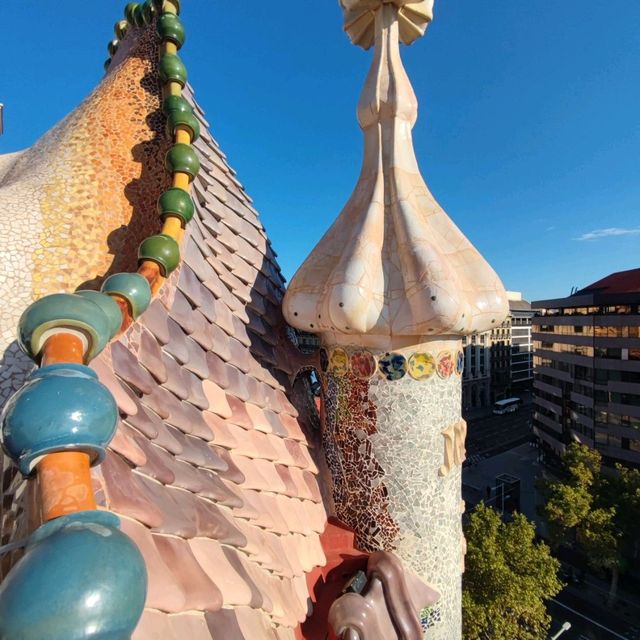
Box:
[576,267,640,296]
[533,268,640,309]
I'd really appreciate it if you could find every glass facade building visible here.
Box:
[532,269,640,467]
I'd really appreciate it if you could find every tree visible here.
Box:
[606,464,640,561]
[462,504,562,640]
[577,507,621,606]
[541,443,623,606]
[561,443,602,488]
[542,481,591,549]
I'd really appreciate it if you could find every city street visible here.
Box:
[549,594,639,640]
[464,389,533,458]
[462,442,540,521]
[465,408,532,457]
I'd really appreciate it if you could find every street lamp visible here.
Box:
[550,621,571,639]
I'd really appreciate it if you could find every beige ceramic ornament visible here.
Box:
[284,2,508,352]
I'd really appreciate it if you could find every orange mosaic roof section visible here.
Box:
[38,25,168,299]
[74,23,328,640]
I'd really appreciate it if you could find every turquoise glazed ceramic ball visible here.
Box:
[1,364,118,475]
[158,187,195,226]
[159,53,187,87]
[138,234,180,277]
[158,13,185,48]
[75,290,123,339]
[18,293,115,362]
[162,94,192,116]
[101,272,152,320]
[0,511,147,640]
[165,143,200,180]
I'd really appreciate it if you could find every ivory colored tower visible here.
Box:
[283,1,508,637]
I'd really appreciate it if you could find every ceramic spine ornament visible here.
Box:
[284,2,508,638]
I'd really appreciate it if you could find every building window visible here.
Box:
[595,348,622,359]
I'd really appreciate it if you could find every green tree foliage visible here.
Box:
[561,442,601,488]
[607,464,640,560]
[541,443,625,605]
[543,481,591,547]
[462,504,562,640]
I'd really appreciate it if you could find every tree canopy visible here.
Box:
[540,442,629,605]
[462,503,562,640]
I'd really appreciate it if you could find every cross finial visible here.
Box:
[340,0,434,49]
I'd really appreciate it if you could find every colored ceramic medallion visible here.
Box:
[455,349,464,376]
[378,352,407,381]
[436,350,455,379]
[350,350,377,379]
[319,348,329,372]
[407,352,435,381]
[328,348,349,375]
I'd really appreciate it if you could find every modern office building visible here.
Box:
[532,269,640,467]
[509,292,534,387]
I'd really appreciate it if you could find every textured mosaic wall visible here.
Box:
[369,375,463,640]
[0,25,169,409]
[320,339,465,640]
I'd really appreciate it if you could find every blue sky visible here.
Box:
[1,1,638,302]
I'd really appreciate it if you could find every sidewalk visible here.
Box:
[462,442,540,522]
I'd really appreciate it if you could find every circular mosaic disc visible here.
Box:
[378,352,407,381]
[328,348,349,375]
[408,352,436,381]
[436,350,455,379]
[455,349,464,376]
[350,350,377,379]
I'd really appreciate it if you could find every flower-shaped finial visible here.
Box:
[340,0,434,49]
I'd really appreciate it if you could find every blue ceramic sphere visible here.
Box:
[75,290,123,339]
[18,293,115,362]
[1,364,118,475]
[0,511,147,640]
[100,272,152,320]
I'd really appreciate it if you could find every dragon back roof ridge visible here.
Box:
[0,3,330,638]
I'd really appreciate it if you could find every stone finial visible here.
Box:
[283,2,508,350]
[340,0,434,49]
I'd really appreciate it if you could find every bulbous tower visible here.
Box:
[283,2,508,637]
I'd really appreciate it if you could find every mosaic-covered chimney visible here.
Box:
[283,1,508,637]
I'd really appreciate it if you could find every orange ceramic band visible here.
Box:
[111,294,134,332]
[138,259,164,295]
[39,451,96,521]
[40,332,85,366]
[38,334,97,521]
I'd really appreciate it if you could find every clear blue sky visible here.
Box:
[1,1,638,302]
